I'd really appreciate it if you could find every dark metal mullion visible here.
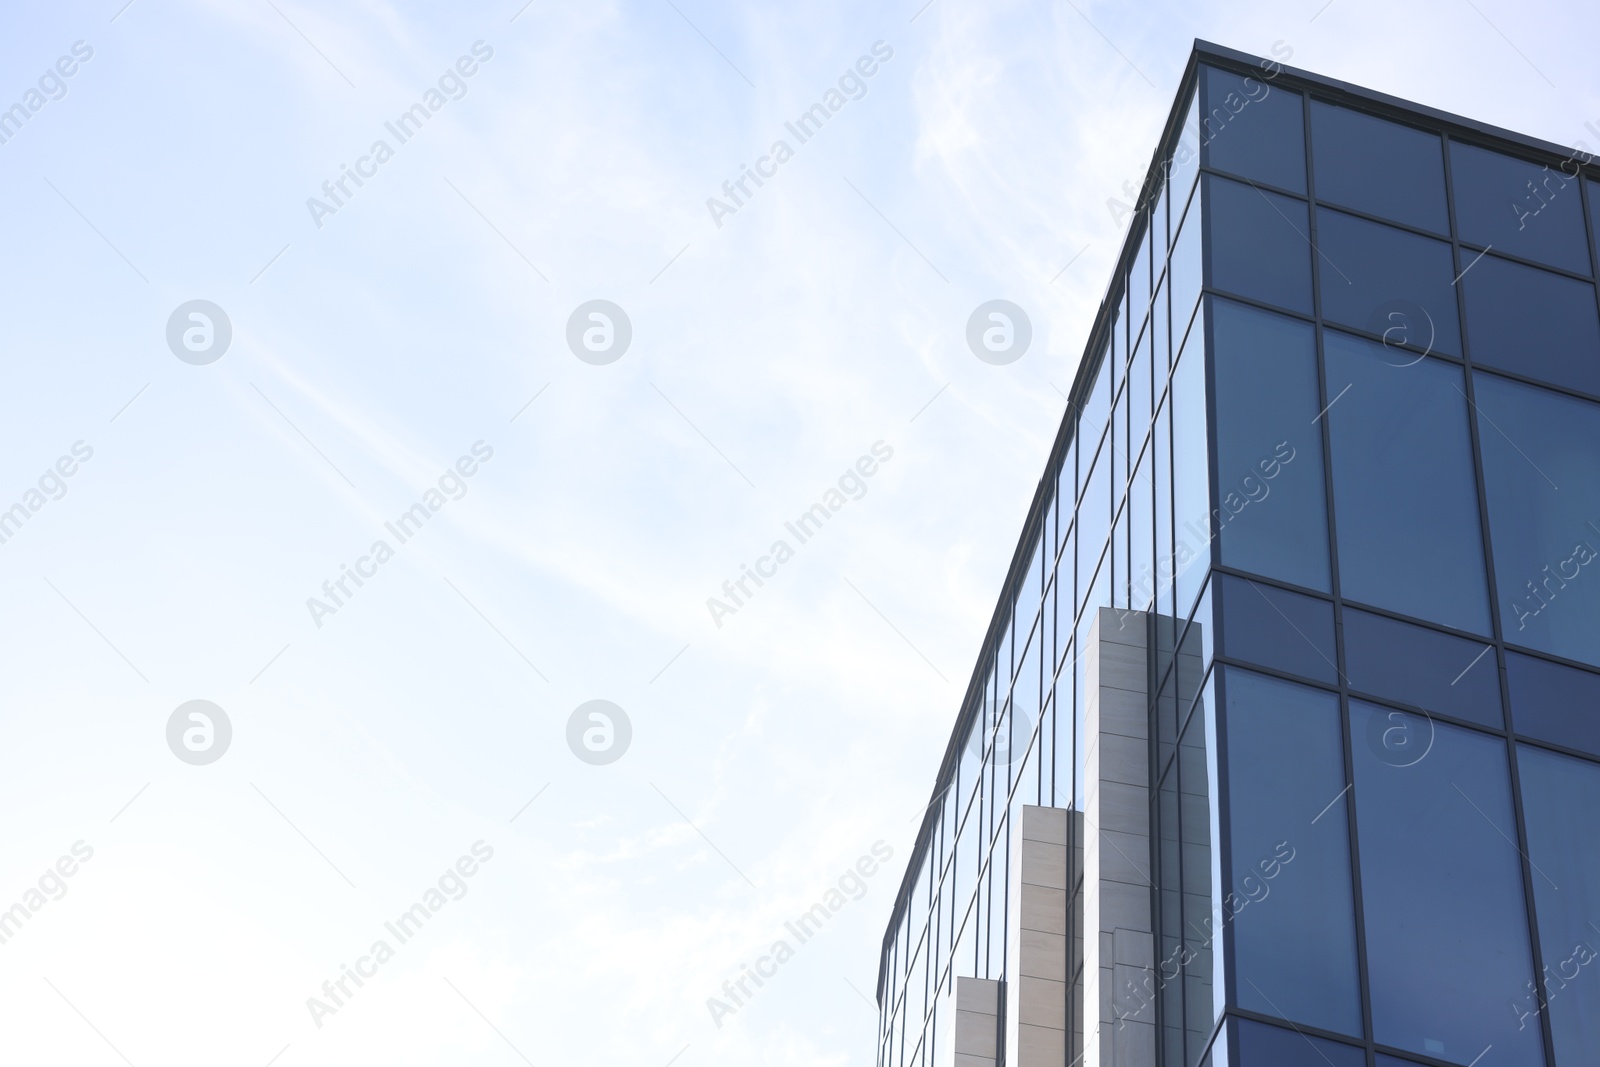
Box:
[1440,127,1561,1067]
[1298,87,1378,1064]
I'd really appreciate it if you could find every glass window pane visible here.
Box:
[1131,222,1153,339]
[1169,90,1201,220]
[1150,274,1168,416]
[1155,395,1174,620]
[1157,755,1183,1065]
[1020,533,1045,628]
[1222,668,1362,1036]
[1463,252,1600,395]
[1507,651,1600,757]
[1310,101,1449,234]
[1057,439,1077,559]
[1183,674,1222,1063]
[1172,308,1211,617]
[1170,188,1203,344]
[1201,65,1306,193]
[1083,345,1113,451]
[1342,608,1502,728]
[1350,703,1544,1067]
[1592,179,1600,279]
[1473,372,1600,667]
[1232,1017,1364,1067]
[1315,207,1462,357]
[1216,574,1337,684]
[1323,331,1492,634]
[1517,744,1600,1063]
[1205,175,1314,315]
[1131,441,1154,610]
[1154,175,1172,258]
[1131,312,1153,440]
[1014,623,1041,736]
[1079,433,1110,603]
[1210,298,1332,591]
[1450,141,1591,275]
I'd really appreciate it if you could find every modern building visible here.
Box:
[875,40,1600,1067]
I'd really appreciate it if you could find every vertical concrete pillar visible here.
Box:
[948,976,1001,1067]
[1080,608,1155,1067]
[1006,805,1071,1067]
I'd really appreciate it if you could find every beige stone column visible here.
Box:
[1080,608,1155,1067]
[1005,805,1072,1067]
[948,976,1001,1067]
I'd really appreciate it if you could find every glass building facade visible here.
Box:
[875,41,1600,1067]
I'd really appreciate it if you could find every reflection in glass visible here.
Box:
[1342,608,1502,728]
[1216,575,1337,684]
[1461,253,1600,396]
[1507,652,1600,758]
[1205,175,1313,315]
[1172,308,1211,619]
[1233,1016,1365,1067]
[1473,372,1600,668]
[1450,141,1591,275]
[1517,744,1600,1063]
[1315,207,1461,357]
[1309,100,1449,234]
[1201,65,1306,194]
[1210,298,1331,591]
[1322,330,1491,634]
[1351,702,1544,1066]
[1223,668,1362,1037]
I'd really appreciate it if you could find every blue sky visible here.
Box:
[0,1,1595,1065]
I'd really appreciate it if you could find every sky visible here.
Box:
[0,1,1596,1065]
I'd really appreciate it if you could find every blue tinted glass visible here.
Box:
[1155,175,1172,255]
[1310,101,1449,233]
[1201,65,1306,193]
[1085,341,1114,447]
[1517,744,1600,1063]
[1451,141,1591,275]
[1217,575,1337,685]
[1131,222,1153,339]
[1155,397,1174,620]
[1233,1017,1364,1067]
[1473,373,1600,667]
[1078,434,1110,605]
[1183,676,1223,1060]
[1592,179,1600,279]
[1342,608,1502,728]
[1211,299,1331,591]
[1131,310,1153,435]
[1316,207,1462,357]
[1205,175,1313,315]
[1131,442,1154,610]
[1507,651,1600,757]
[1323,332,1492,633]
[1462,252,1600,395]
[1170,189,1203,342]
[1223,669,1362,1036]
[1351,703,1544,1067]
[1172,310,1211,617]
[1151,274,1169,405]
[1057,439,1077,554]
[1169,91,1201,223]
